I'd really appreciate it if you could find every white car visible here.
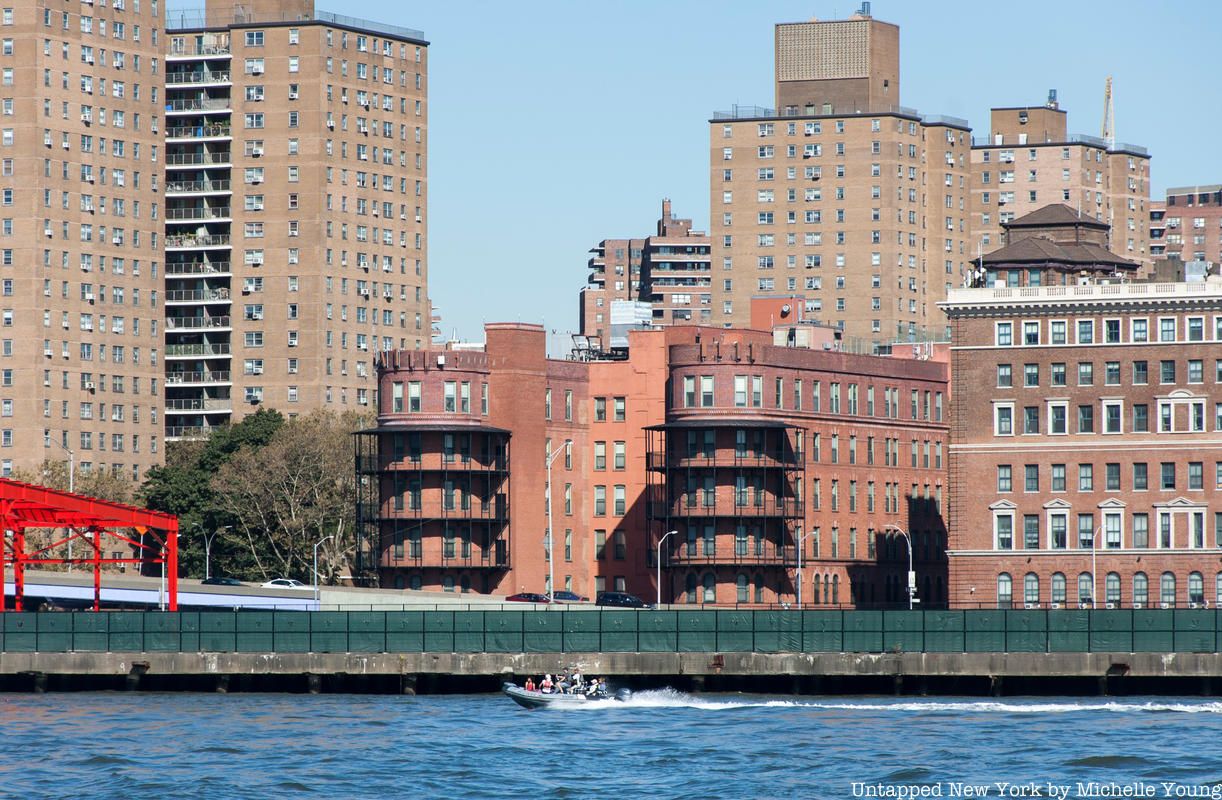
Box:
[261,578,310,590]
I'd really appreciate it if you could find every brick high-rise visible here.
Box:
[0,0,165,480]
[164,0,429,440]
[579,199,711,344]
[710,10,971,346]
[969,96,1151,271]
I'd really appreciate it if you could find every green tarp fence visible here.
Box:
[0,609,1217,654]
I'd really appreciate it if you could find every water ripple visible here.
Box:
[0,693,1219,798]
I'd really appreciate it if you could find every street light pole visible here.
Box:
[313,535,334,608]
[201,525,229,581]
[795,528,817,608]
[545,443,566,603]
[656,530,677,607]
[885,524,916,610]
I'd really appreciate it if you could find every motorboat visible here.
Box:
[502,681,631,710]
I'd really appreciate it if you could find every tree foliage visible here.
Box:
[210,410,366,583]
[140,408,285,578]
[139,408,368,583]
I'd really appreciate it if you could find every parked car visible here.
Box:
[261,578,309,590]
[551,591,588,603]
[202,576,244,587]
[505,592,551,603]
[595,591,652,609]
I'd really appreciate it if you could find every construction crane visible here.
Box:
[1101,75,1115,148]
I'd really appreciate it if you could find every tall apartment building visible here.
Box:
[164,0,429,440]
[578,199,710,344]
[710,10,971,346]
[1156,185,1222,265]
[357,321,950,607]
[0,1,165,480]
[969,97,1151,270]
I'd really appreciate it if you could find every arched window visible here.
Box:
[736,573,748,603]
[1160,572,1176,607]
[754,573,765,604]
[685,573,698,604]
[409,574,422,591]
[1133,572,1148,607]
[1188,572,1204,606]
[1105,573,1120,605]
[702,573,716,604]
[811,574,821,605]
[1077,572,1093,605]
[831,574,839,606]
[824,575,831,605]
[442,575,455,593]
[1051,572,1066,604]
[394,574,406,590]
[460,575,471,594]
[997,573,1012,608]
[1216,573,1222,606]
[923,575,932,606]
[1023,573,1039,605]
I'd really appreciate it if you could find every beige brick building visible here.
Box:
[1156,185,1222,265]
[0,0,165,479]
[579,199,711,343]
[969,98,1151,272]
[164,0,429,439]
[711,11,971,346]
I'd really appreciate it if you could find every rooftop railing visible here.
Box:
[166,8,424,42]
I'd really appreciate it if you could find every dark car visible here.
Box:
[595,591,652,609]
[201,576,244,586]
[551,591,588,603]
[505,592,551,603]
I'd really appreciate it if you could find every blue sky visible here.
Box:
[179,1,1222,345]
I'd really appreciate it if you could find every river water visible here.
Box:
[3,691,1222,799]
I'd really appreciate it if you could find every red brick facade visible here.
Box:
[943,278,1222,609]
[362,324,950,606]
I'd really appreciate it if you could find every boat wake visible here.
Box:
[559,688,1222,714]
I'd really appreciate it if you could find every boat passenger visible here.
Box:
[524,677,535,692]
[541,674,554,694]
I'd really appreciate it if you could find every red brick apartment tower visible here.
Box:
[165,0,430,441]
[1159,185,1222,265]
[942,213,1222,610]
[0,0,165,479]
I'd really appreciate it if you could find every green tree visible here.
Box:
[141,408,285,578]
[209,410,368,583]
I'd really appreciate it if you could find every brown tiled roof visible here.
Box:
[981,235,1139,272]
[1003,203,1109,229]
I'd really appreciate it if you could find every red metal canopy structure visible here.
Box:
[0,478,178,611]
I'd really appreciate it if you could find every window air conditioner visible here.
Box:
[1023,602,1038,610]
[288,92,298,100]
[1132,602,1143,610]
[1105,602,1117,610]
[1049,602,1061,609]
[84,382,96,391]
[252,366,263,374]
[252,67,263,75]
[251,177,262,184]
[62,141,70,149]
[1160,602,1172,609]
[251,147,263,156]
[326,120,334,129]
[81,114,91,124]
[358,397,368,404]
